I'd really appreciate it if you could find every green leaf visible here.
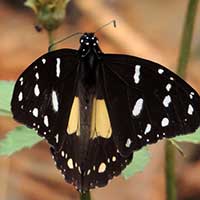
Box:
[122,147,150,179]
[0,126,43,156]
[174,128,200,144]
[0,81,15,117]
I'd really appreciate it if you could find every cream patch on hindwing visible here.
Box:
[56,58,61,77]
[52,90,59,112]
[132,98,144,117]
[133,65,141,84]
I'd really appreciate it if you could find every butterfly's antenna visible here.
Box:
[95,20,117,33]
[48,32,83,52]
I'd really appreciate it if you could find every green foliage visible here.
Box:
[122,147,150,179]
[0,81,14,116]
[174,128,200,144]
[0,126,43,156]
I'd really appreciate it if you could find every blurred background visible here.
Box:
[1,0,200,199]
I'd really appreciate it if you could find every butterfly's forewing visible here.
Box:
[11,49,79,150]
[102,54,200,156]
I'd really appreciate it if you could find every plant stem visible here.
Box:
[177,0,199,78]
[48,31,55,52]
[165,1,199,200]
[165,140,176,200]
[80,192,91,200]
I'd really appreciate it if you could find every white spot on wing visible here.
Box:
[42,58,46,64]
[163,95,171,107]
[87,169,91,175]
[19,77,23,85]
[34,84,40,96]
[56,58,61,77]
[112,156,116,162]
[132,98,144,117]
[189,92,194,99]
[61,151,65,157]
[166,83,172,91]
[52,90,59,112]
[187,104,194,115]
[161,117,169,127]
[133,65,141,84]
[125,138,132,148]
[55,134,59,143]
[35,72,39,80]
[44,115,49,127]
[158,69,164,74]
[144,123,151,134]
[32,108,38,117]
[137,134,142,139]
[67,158,74,169]
[98,162,106,173]
[18,92,23,101]
[78,166,81,173]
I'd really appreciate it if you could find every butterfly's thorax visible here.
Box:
[77,33,102,160]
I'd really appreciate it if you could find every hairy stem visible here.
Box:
[165,1,199,200]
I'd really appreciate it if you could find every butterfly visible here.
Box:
[11,32,200,192]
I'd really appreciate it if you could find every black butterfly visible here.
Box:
[11,32,200,192]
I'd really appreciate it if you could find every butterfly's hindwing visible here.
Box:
[11,49,79,150]
[51,135,133,192]
[102,54,200,155]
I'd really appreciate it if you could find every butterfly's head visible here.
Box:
[79,33,102,58]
